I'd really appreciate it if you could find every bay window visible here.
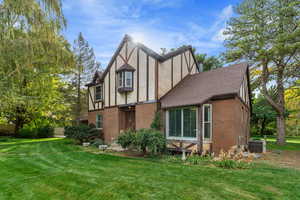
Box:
[117,70,134,92]
[167,107,197,140]
[202,104,212,141]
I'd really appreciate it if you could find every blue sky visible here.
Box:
[62,0,242,67]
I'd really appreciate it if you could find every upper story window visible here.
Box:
[95,84,103,101]
[116,64,135,93]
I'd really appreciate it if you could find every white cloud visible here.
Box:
[63,1,233,66]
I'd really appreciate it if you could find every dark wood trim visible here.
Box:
[137,48,140,102]
[102,80,105,109]
[125,41,128,59]
[88,108,104,112]
[191,62,195,73]
[146,55,149,101]
[180,54,183,80]
[171,57,174,88]
[198,106,203,154]
[88,87,95,110]
[125,92,127,104]
[118,54,127,63]
[188,51,191,71]
[183,52,190,73]
[108,71,111,107]
[155,59,158,100]
[127,46,136,62]
[115,60,117,105]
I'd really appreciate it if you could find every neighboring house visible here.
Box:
[86,34,251,154]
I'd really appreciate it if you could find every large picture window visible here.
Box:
[167,107,197,140]
[95,85,102,101]
[202,104,212,140]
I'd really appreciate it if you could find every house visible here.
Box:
[86,34,251,154]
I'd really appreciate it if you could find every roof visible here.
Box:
[85,71,103,86]
[86,34,199,86]
[160,62,249,108]
[116,63,136,72]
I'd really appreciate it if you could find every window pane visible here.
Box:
[118,73,123,87]
[169,109,181,137]
[95,85,102,100]
[96,114,102,128]
[204,105,211,122]
[204,122,211,139]
[183,108,197,138]
[125,71,132,87]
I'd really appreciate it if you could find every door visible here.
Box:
[125,110,135,130]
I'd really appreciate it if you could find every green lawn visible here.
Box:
[252,136,300,151]
[1,138,300,200]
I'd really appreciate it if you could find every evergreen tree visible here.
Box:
[72,32,101,124]
[224,0,300,145]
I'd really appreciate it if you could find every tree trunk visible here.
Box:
[276,114,286,145]
[276,65,286,145]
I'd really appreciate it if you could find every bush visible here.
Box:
[18,124,54,138]
[117,128,166,155]
[64,124,100,144]
[213,159,251,169]
[117,129,136,149]
[186,155,212,165]
[150,111,163,130]
[91,138,104,147]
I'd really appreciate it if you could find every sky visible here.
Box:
[62,0,242,67]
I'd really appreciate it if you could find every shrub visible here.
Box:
[186,155,212,165]
[117,128,166,155]
[213,159,251,169]
[137,129,166,154]
[150,111,163,130]
[18,124,54,138]
[91,138,104,147]
[64,124,100,144]
[36,125,54,138]
[117,129,136,149]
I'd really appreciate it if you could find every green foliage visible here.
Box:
[150,111,163,130]
[186,155,212,165]
[117,129,136,149]
[117,129,166,155]
[0,0,74,133]
[213,159,251,169]
[194,53,223,71]
[19,124,54,138]
[64,124,100,143]
[224,0,300,144]
[71,32,101,123]
[91,138,104,147]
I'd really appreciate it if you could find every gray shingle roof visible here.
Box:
[160,63,249,108]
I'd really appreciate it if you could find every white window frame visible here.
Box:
[95,84,102,101]
[202,104,212,141]
[118,71,133,88]
[96,114,103,129]
[166,107,198,141]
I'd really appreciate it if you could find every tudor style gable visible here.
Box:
[87,35,199,112]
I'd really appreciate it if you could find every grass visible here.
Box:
[252,136,300,151]
[1,137,300,200]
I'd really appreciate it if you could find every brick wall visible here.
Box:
[135,103,157,130]
[211,97,250,154]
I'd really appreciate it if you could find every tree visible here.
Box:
[0,0,74,133]
[72,32,100,124]
[194,54,223,71]
[224,0,300,145]
[251,91,277,136]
